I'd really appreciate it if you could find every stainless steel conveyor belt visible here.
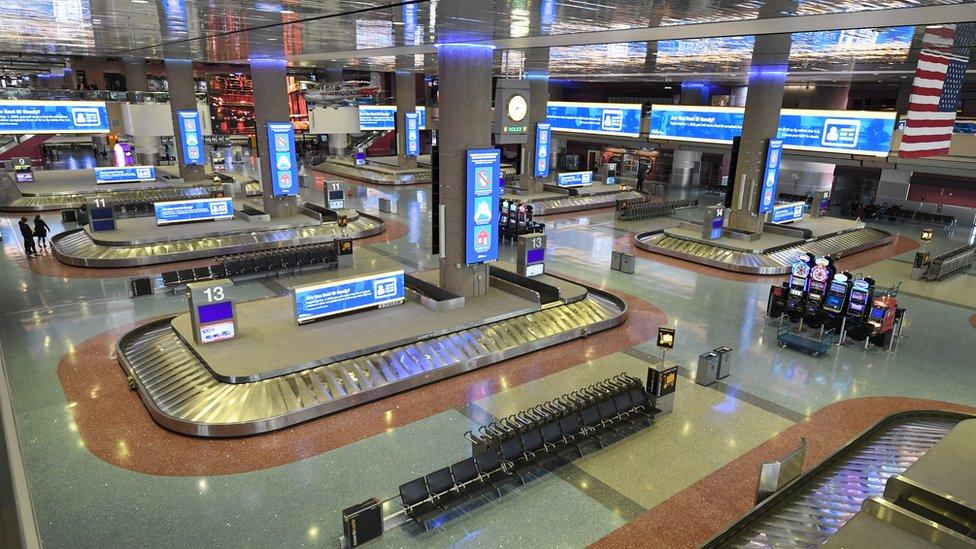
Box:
[635,227,893,275]
[51,211,384,268]
[0,183,227,212]
[531,191,645,216]
[704,411,970,548]
[117,285,627,437]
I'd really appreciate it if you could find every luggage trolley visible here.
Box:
[776,317,836,357]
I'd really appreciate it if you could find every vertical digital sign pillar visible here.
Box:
[534,123,551,179]
[187,279,238,345]
[465,149,502,265]
[404,112,420,157]
[177,110,205,167]
[266,122,300,197]
[758,138,784,214]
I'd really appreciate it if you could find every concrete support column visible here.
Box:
[63,64,78,91]
[730,86,749,107]
[124,58,149,92]
[670,149,702,189]
[779,83,850,194]
[437,44,493,298]
[395,56,418,169]
[133,135,161,165]
[321,63,347,157]
[518,47,551,193]
[48,70,64,90]
[679,82,709,106]
[165,59,208,182]
[726,32,792,234]
[251,58,299,218]
[876,168,912,203]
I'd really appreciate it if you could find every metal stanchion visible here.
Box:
[837,317,847,345]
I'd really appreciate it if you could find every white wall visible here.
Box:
[309,106,360,135]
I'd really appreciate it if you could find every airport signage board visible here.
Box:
[404,112,420,157]
[758,138,784,214]
[0,100,109,134]
[649,105,896,157]
[177,110,205,166]
[465,148,502,265]
[293,270,405,325]
[94,165,156,184]
[546,101,642,138]
[534,122,551,178]
[266,121,299,196]
[154,197,234,226]
[770,201,805,224]
[556,171,593,188]
[359,106,427,131]
[12,157,33,183]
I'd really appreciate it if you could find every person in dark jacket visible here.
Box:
[33,214,50,251]
[636,161,649,193]
[18,217,37,258]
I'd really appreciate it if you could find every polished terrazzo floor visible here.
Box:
[0,170,974,548]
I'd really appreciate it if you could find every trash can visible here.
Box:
[610,250,622,271]
[619,253,636,274]
[696,351,719,386]
[713,346,733,379]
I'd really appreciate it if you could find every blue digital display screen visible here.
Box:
[759,139,784,214]
[771,203,805,224]
[466,149,501,265]
[94,166,156,184]
[177,110,204,166]
[869,307,885,321]
[534,123,551,178]
[649,105,896,157]
[90,219,116,232]
[197,301,234,323]
[0,100,109,134]
[154,197,234,226]
[526,248,545,264]
[546,102,642,138]
[266,122,299,196]
[359,106,426,131]
[557,171,593,187]
[294,271,405,324]
[404,112,420,157]
[825,294,844,309]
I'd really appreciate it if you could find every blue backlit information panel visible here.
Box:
[534,123,551,178]
[557,171,593,188]
[266,122,299,196]
[465,148,501,265]
[0,100,109,134]
[771,202,806,224]
[546,102,642,138]
[177,110,204,166]
[154,197,234,226]
[758,138,784,214]
[649,105,896,157]
[94,166,156,184]
[359,106,427,131]
[404,112,420,157]
[293,270,405,325]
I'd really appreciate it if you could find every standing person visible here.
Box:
[33,214,50,251]
[636,160,649,193]
[18,217,37,258]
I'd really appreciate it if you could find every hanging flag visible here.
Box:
[899,24,974,158]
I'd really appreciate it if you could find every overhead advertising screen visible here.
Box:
[546,101,642,138]
[12,157,33,183]
[154,197,234,226]
[404,112,420,157]
[534,122,551,178]
[359,106,427,131]
[177,110,205,166]
[649,105,896,157]
[94,166,156,184]
[771,202,805,224]
[293,270,405,325]
[758,139,784,214]
[465,148,502,265]
[266,122,299,196]
[0,100,109,134]
[557,171,593,188]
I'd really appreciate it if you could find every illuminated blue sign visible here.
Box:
[404,112,420,157]
[0,100,109,134]
[94,166,156,184]
[771,202,805,224]
[466,148,501,265]
[266,122,299,196]
[359,106,427,131]
[534,123,551,178]
[294,270,405,325]
[758,138,784,214]
[177,110,204,166]
[649,105,896,157]
[154,197,234,226]
[546,102,642,138]
[557,171,593,188]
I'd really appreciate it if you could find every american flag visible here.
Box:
[899,24,975,158]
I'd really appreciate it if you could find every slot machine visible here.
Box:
[500,200,510,228]
[845,276,875,322]
[785,253,814,318]
[805,256,835,316]
[866,295,898,347]
[821,272,851,316]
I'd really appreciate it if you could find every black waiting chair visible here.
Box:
[541,420,580,460]
[177,269,195,283]
[193,267,212,281]
[450,458,496,500]
[399,478,441,530]
[426,468,468,510]
[209,263,227,279]
[161,271,179,287]
[474,450,520,492]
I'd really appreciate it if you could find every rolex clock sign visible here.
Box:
[493,79,530,144]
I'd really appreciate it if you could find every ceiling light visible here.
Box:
[279,9,294,14]
[131,0,148,3]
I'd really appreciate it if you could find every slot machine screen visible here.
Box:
[825,295,843,310]
[869,307,885,321]
[849,291,866,312]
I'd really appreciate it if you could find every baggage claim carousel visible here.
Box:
[116,268,627,437]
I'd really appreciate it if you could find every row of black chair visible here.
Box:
[884,207,956,227]
[160,242,338,287]
[400,373,657,530]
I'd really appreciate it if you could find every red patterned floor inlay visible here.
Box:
[970,313,976,329]
[57,287,666,476]
[591,397,976,549]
